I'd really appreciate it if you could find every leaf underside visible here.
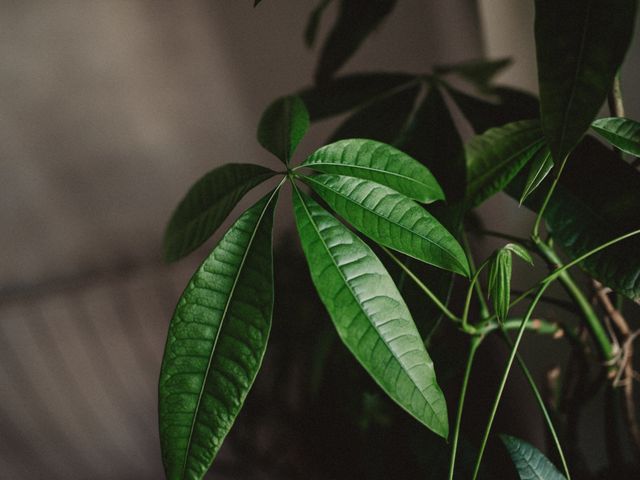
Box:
[293,187,449,439]
[501,434,566,480]
[159,192,278,480]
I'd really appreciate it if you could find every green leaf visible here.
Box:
[159,191,278,480]
[519,147,554,205]
[299,72,415,121]
[401,86,465,201]
[315,0,397,83]
[534,0,637,162]
[305,0,333,48]
[328,84,421,145]
[501,434,566,480]
[504,243,534,266]
[257,95,309,164]
[591,117,640,157]
[163,164,276,262]
[292,187,449,438]
[302,138,445,203]
[465,120,544,209]
[435,58,512,90]
[488,249,512,322]
[302,174,469,276]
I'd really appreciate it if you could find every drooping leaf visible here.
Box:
[305,0,333,48]
[328,84,420,144]
[519,147,554,204]
[303,174,469,276]
[434,58,512,90]
[315,0,397,83]
[302,138,445,203]
[488,249,512,322]
[591,117,640,157]
[292,187,449,438]
[501,434,566,480]
[401,86,465,201]
[163,164,276,262]
[504,243,534,266]
[159,191,278,480]
[446,85,540,134]
[257,95,309,164]
[511,137,640,300]
[465,120,544,209]
[299,72,415,121]
[534,0,637,162]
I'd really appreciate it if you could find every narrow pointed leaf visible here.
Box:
[292,187,449,438]
[535,0,637,162]
[501,434,566,480]
[302,139,445,203]
[591,117,640,157]
[328,84,420,145]
[488,249,512,321]
[305,0,333,48]
[315,0,397,83]
[465,120,544,209]
[299,72,415,121]
[435,58,512,90]
[257,95,309,164]
[159,191,278,480]
[163,164,276,262]
[303,174,469,276]
[504,243,534,266]
[519,147,554,205]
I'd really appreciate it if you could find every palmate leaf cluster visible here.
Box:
[158,0,640,479]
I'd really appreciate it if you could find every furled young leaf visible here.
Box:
[303,174,469,276]
[328,84,420,144]
[504,243,534,266]
[534,0,637,162]
[302,138,445,203]
[315,0,397,83]
[305,0,333,48]
[501,435,566,480]
[591,117,640,157]
[159,191,278,480]
[163,164,276,262]
[299,72,415,121]
[465,120,544,209]
[257,95,309,164]
[292,187,449,438]
[401,86,465,201]
[488,249,512,322]
[434,58,512,90]
[519,147,554,204]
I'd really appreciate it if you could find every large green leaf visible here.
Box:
[299,72,415,121]
[163,164,276,262]
[534,0,637,162]
[159,191,278,480]
[303,174,469,276]
[302,138,445,203]
[328,84,420,145]
[292,187,449,438]
[465,120,544,209]
[501,435,566,480]
[591,117,640,157]
[315,0,397,83]
[257,95,309,164]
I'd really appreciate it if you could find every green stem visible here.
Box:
[462,260,488,331]
[462,232,491,320]
[448,336,482,480]
[381,246,460,323]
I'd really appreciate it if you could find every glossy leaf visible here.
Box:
[302,138,445,203]
[465,120,544,209]
[299,72,415,121]
[257,95,309,164]
[315,0,397,83]
[534,0,637,162]
[292,187,449,438]
[303,174,469,276]
[159,191,278,480]
[305,0,333,48]
[488,249,512,322]
[591,117,640,157]
[328,84,420,145]
[163,164,276,262]
[519,147,554,205]
[501,435,566,480]
[401,86,465,201]
[435,58,512,90]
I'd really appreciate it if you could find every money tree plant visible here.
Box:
[158,1,640,479]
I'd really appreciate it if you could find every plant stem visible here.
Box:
[381,246,460,323]
[462,261,488,331]
[462,232,491,320]
[448,336,481,480]
[607,72,625,118]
